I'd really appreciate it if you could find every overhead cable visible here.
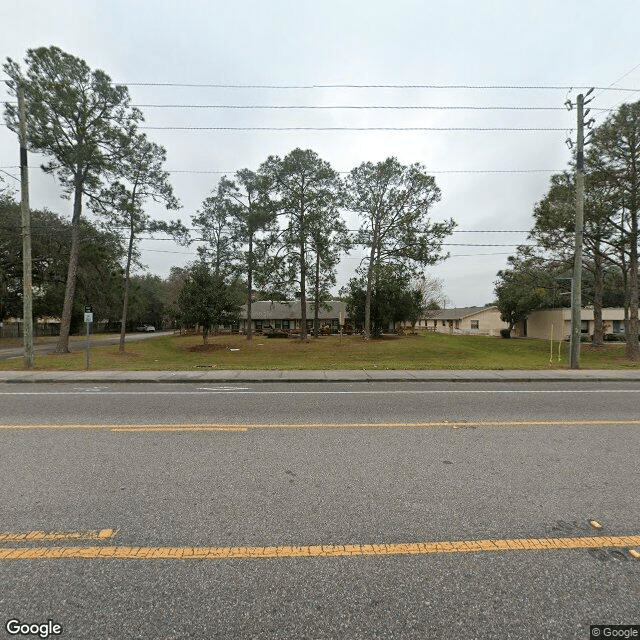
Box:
[114,82,640,91]
[141,126,571,131]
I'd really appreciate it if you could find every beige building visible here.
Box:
[522,307,629,340]
[420,306,509,337]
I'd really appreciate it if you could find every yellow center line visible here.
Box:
[0,534,638,560]
[0,529,116,542]
[111,427,248,432]
[1,419,640,431]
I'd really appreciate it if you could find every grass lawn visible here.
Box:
[1,332,638,371]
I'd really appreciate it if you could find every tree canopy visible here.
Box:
[177,261,242,344]
[3,46,142,352]
[344,265,423,337]
[260,148,343,339]
[344,157,453,339]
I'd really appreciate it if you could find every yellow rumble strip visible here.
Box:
[0,534,639,560]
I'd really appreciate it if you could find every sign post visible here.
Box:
[84,305,93,370]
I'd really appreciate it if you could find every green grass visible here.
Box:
[1,331,638,371]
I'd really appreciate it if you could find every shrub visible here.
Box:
[500,328,511,339]
[266,330,289,338]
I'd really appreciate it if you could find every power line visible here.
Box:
[0,168,19,182]
[440,243,534,247]
[141,247,519,258]
[133,103,609,111]
[164,168,564,174]
[141,126,571,131]
[167,168,562,175]
[115,82,640,90]
[0,165,565,175]
[0,98,614,114]
[593,62,640,100]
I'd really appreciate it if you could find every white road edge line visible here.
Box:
[1,389,640,396]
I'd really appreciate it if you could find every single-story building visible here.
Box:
[413,306,509,337]
[520,307,632,340]
[240,300,347,334]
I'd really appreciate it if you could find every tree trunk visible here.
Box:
[625,208,639,361]
[364,233,377,341]
[247,234,253,341]
[300,238,307,340]
[592,251,604,346]
[298,194,307,340]
[622,260,630,336]
[55,179,82,353]
[313,251,320,337]
[119,228,135,354]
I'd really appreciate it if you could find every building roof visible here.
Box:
[242,300,347,321]
[430,306,498,320]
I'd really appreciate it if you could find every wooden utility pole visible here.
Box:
[569,89,594,369]
[18,84,34,369]
[569,93,584,369]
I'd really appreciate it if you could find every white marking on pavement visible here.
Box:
[196,387,250,391]
[1,389,640,396]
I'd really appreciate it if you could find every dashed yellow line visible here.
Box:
[0,534,638,560]
[1,419,640,431]
[0,529,116,542]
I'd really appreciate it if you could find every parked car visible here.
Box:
[135,325,156,332]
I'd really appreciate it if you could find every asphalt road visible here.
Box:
[1,381,638,639]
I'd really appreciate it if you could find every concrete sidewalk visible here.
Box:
[1,368,640,383]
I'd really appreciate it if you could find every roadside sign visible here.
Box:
[84,312,93,323]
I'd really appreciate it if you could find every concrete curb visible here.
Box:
[1,369,640,383]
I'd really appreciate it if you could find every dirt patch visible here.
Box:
[187,343,239,353]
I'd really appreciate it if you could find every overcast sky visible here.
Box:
[2,0,640,306]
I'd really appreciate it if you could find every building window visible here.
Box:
[275,320,281,329]
[613,320,625,333]
[581,320,589,334]
[255,320,262,331]
[471,320,479,330]
[282,320,290,330]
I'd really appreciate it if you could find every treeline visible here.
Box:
[188,152,454,341]
[0,193,180,333]
[4,46,186,353]
[495,100,640,362]
[3,46,455,348]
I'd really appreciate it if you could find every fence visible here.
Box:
[0,323,61,339]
